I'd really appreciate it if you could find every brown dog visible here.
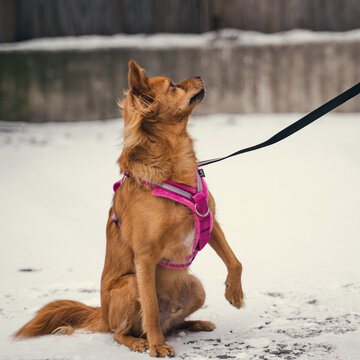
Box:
[14,60,244,357]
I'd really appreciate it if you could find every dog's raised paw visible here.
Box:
[150,343,175,357]
[225,284,244,309]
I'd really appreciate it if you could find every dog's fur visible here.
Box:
[14,61,244,357]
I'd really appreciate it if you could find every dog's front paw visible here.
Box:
[150,343,175,357]
[225,273,244,309]
[129,338,149,353]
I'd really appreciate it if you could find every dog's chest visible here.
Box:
[162,227,195,261]
[181,229,195,252]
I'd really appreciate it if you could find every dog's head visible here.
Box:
[119,61,203,181]
[123,60,204,130]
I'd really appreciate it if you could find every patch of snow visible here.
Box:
[1,29,360,52]
[1,113,360,359]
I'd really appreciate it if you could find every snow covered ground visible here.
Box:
[1,113,360,359]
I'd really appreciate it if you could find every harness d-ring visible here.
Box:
[195,203,210,217]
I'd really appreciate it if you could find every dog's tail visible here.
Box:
[14,300,108,338]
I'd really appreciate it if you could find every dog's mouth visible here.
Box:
[189,88,205,104]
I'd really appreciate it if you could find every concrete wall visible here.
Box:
[1,31,359,122]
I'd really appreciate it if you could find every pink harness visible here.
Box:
[112,171,213,269]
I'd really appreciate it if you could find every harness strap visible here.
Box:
[161,182,193,199]
[111,171,213,269]
[112,213,121,228]
[151,173,212,253]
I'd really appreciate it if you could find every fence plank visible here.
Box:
[0,0,15,42]
[4,0,360,43]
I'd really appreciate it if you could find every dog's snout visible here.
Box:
[194,76,201,80]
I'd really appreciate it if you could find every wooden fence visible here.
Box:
[1,0,360,43]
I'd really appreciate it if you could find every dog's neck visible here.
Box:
[118,121,198,187]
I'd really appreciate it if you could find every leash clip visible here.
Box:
[195,203,210,217]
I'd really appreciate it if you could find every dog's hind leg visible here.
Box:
[162,275,215,334]
[106,274,148,353]
[175,320,215,332]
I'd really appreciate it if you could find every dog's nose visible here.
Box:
[194,76,201,79]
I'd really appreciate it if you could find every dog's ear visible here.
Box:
[128,60,150,97]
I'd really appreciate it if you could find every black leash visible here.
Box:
[197,82,360,168]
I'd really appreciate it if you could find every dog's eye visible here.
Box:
[169,82,175,88]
